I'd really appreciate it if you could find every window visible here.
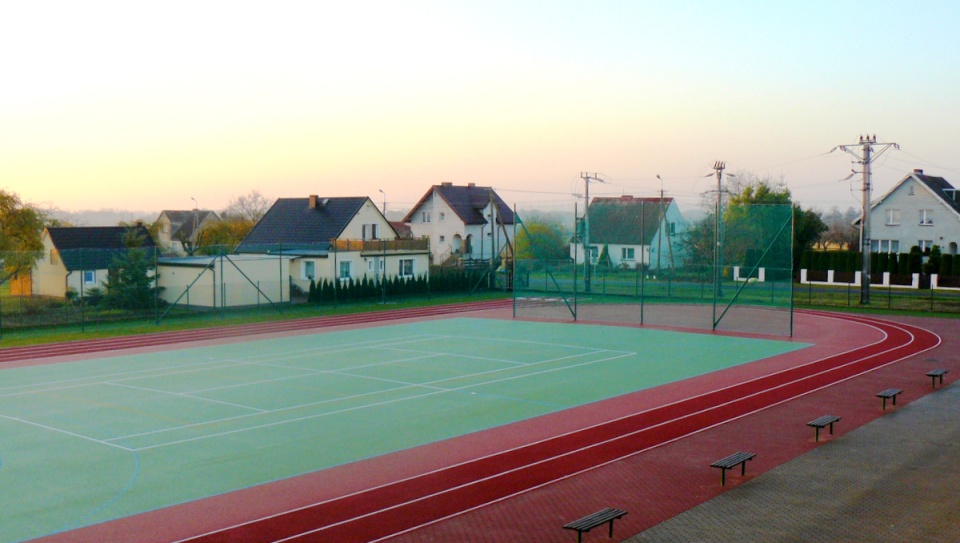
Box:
[439,235,445,243]
[439,212,445,222]
[302,260,315,280]
[339,260,353,281]
[871,240,899,253]
[399,258,415,278]
[885,209,900,225]
[920,209,934,226]
[368,260,375,272]
[83,270,96,285]
[362,223,379,240]
[669,222,676,235]
[621,247,635,260]
[422,211,431,223]
[919,240,934,252]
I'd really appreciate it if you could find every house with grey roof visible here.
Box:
[236,195,429,292]
[403,182,515,265]
[155,209,221,255]
[861,169,960,256]
[32,225,157,298]
[570,195,686,271]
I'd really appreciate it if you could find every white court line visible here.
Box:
[191,353,446,394]
[105,344,625,444]
[0,334,443,398]
[104,382,268,413]
[0,414,133,451]
[122,351,637,451]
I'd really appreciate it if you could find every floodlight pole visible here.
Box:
[657,175,664,273]
[838,135,898,305]
[713,161,726,298]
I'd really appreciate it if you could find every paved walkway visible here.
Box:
[626,379,960,542]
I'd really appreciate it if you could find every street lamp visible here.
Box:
[378,189,386,215]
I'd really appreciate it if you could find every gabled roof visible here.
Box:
[46,226,157,271]
[915,172,960,216]
[860,170,960,223]
[582,196,673,245]
[236,196,386,252]
[403,183,515,226]
[159,210,220,239]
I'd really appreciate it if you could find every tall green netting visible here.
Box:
[512,203,794,336]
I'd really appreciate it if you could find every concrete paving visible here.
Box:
[626,381,960,543]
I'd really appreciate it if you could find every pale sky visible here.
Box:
[3,1,960,219]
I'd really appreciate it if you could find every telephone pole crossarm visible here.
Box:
[837,135,899,305]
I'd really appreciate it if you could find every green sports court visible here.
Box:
[0,317,806,543]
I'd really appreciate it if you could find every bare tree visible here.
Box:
[222,190,272,222]
[821,206,859,250]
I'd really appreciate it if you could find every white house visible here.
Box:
[403,182,515,265]
[861,169,960,256]
[570,195,686,270]
[235,195,430,293]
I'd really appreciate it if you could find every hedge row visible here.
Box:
[305,268,492,304]
[800,249,956,277]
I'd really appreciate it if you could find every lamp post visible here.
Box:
[378,189,386,215]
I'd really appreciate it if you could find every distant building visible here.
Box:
[570,195,686,271]
[155,209,221,255]
[403,182,515,265]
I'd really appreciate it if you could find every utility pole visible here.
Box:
[580,172,606,292]
[837,135,898,304]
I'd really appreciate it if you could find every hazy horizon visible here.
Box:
[5,2,959,217]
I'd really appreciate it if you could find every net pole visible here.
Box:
[512,205,517,318]
[789,207,795,337]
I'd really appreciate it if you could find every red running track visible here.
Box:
[149,310,936,543]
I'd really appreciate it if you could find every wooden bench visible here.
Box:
[927,369,949,388]
[563,508,628,543]
[807,415,841,442]
[710,451,755,486]
[876,388,903,410]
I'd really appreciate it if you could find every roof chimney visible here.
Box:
[914,169,924,175]
[440,182,453,188]
[467,182,476,188]
[309,195,318,209]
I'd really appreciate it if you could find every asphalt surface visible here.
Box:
[626,379,960,543]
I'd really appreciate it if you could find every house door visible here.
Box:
[950,242,958,255]
[464,235,473,256]
[453,234,462,254]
